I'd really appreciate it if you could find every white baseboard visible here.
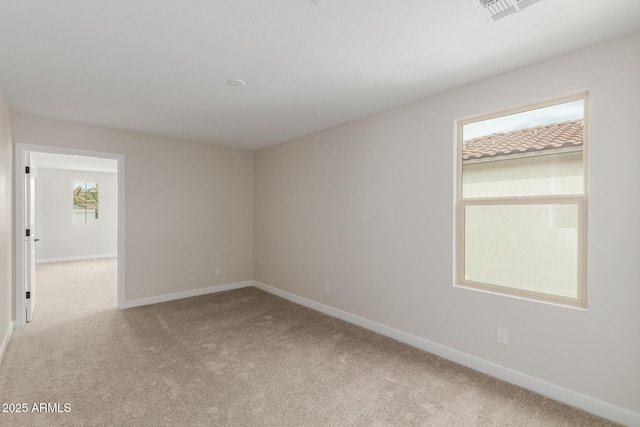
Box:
[252,281,639,427]
[123,280,253,309]
[0,321,14,366]
[36,253,118,264]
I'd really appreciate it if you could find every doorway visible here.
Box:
[15,144,125,327]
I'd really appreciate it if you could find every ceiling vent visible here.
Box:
[471,0,543,21]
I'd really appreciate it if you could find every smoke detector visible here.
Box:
[471,0,542,21]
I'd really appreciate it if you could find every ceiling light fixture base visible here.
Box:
[227,79,246,87]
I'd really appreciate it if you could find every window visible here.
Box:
[456,94,587,307]
[73,181,99,224]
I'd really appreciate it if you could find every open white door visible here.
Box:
[25,153,36,322]
[15,143,126,327]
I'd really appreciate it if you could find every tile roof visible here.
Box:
[463,119,583,161]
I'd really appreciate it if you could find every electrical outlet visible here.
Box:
[497,326,509,345]
[323,281,330,292]
[215,266,221,275]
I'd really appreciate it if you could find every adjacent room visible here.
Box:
[0,1,639,425]
[30,152,120,321]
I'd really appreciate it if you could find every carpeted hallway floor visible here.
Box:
[0,259,618,426]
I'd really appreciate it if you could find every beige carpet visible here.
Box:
[0,259,617,426]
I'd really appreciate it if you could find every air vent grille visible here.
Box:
[471,0,543,21]
[479,0,503,6]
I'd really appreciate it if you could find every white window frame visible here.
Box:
[455,93,588,307]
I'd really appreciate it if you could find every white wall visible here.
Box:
[0,91,14,362]
[35,168,118,262]
[11,115,254,302]
[254,32,640,419]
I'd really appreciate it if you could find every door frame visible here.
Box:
[14,143,126,327]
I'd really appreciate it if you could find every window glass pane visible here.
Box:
[462,100,584,198]
[464,204,578,298]
[73,181,86,224]
[85,182,99,224]
[463,152,583,198]
[72,181,99,224]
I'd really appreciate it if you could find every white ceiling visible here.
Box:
[1,0,639,151]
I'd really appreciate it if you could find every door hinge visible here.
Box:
[26,229,31,237]
[25,166,30,174]
[26,291,30,299]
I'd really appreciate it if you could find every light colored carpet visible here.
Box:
[0,259,618,426]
